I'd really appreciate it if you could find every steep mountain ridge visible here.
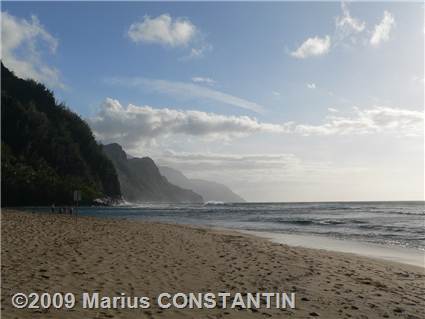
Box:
[103,143,203,203]
[1,64,121,206]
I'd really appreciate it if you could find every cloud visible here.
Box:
[291,35,331,59]
[88,100,423,152]
[370,11,395,46]
[272,91,281,97]
[156,151,309,185]
[191,76,216,85]
[159,151,299,171]
[335,2,366,35]
[105,77,264,113]
[181,42,213,60]
[1,11,64,88]
[295,106,423,137]
[88,98,288,149]
[292,5,394,57]
[327,107,339,113]
[156,151,366,191]
[127,13,211,59]
[156,152,300,197]
[128,14,196,47]
[292,3,365,58]
[307,83,316,89]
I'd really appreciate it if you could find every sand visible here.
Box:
[1,210,424,319]
[241,231,425,268]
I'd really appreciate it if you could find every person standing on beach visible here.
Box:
[51,204,55,213]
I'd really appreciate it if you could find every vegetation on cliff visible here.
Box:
[1,64,121,206]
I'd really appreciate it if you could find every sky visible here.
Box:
[1,1,424,202]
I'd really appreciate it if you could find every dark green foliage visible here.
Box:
[1,64,121,206]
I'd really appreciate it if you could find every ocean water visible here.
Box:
[49,201,425,251]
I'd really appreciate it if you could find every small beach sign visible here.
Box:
[73,190,82,202]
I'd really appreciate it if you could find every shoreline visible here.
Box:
[14,206,425,268]
[237,230,424,268]
[154,223,424,269]
[2,209,425,318]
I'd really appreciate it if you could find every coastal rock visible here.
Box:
[93,197,124,206]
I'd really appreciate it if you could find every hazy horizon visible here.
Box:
[2,2,424,202]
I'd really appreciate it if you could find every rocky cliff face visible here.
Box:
[103,143,203,203]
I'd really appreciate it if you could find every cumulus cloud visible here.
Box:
[88,99,423,151]
[295,106,423,137]
[191,76,216,85]
[128,14,196,47]
[292,3,365,58]
[307,83,316,89]
[370,11,395,46]
[1,11,64,88]
[88,98,288,149]
[105,77,264,113]
[291,35,331,59]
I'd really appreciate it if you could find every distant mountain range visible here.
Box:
[103,143,244,204]
[102,143,203,203]
[159,166,245,203]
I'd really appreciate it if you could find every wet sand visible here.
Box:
[240,230,425,267]
[2,209,424,319]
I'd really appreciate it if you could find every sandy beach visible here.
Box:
[1,209,424,319]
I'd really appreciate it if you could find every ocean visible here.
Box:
[54,201,425,252]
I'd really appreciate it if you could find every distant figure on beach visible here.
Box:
[51,204,55,213]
